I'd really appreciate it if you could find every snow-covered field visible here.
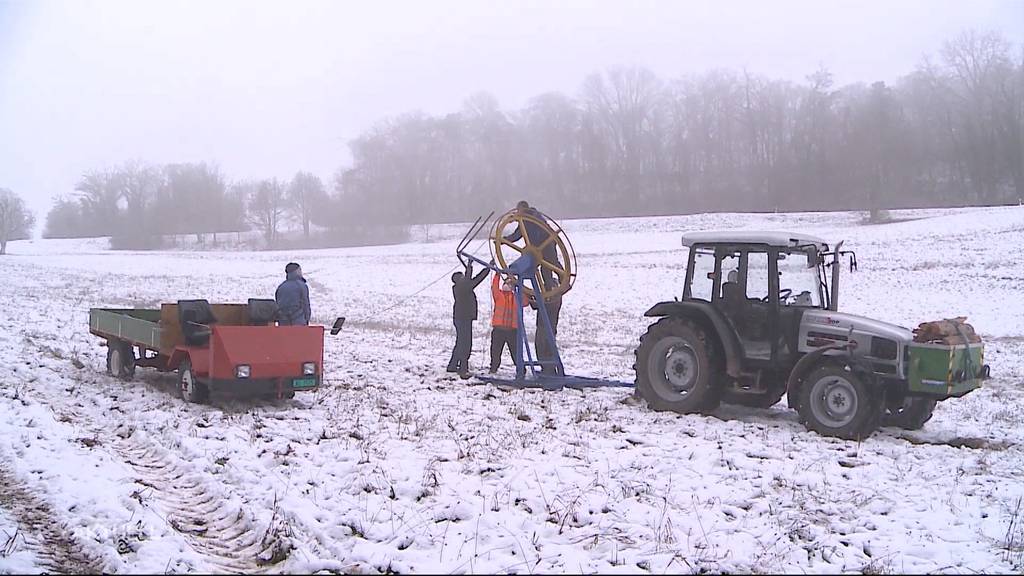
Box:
[1,206,1023,574]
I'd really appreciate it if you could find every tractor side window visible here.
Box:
[745,251,770,300]
[719,252,740,299]
[779,250,822,307]
[688,249,715,302]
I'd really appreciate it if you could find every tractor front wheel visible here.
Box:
[635,318,721,414]
[797,366,879,440]
[178,358,208,404]
[106,340,136,381]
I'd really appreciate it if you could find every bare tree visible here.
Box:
[247,178,286,247]
[287,172,327,239]
[0,188,35,255]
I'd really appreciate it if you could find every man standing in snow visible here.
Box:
[276,262,311,326]
[532,292,563,376]
[503,200,561,292]
[488,273,526,374]
[447,260,490,377]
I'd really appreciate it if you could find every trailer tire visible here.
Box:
[106,340,136,381]
[178,358,208,403]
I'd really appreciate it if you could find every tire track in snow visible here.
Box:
[24,336,287,574]
[108,433,283,574]
[0,463,107,575]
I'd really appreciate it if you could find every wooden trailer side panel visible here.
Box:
[159,303,252,355]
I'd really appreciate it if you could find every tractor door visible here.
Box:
[711,247,778,363]
[739,249,777,361]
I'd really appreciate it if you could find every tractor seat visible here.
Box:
[720,281,746,314]
[178,299,217,346]
[247,298,279,326]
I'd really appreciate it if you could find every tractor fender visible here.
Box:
[786,342,878,394]
[644,301,743,377]
[166,349,190,373]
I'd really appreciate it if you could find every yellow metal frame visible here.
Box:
[490,209,577,301]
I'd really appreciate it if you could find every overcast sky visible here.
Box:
[2,0,1022,227]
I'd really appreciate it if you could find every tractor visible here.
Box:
[634,231,988,440]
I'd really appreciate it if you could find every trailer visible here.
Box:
[89,299,344,402]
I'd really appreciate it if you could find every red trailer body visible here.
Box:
[89,301,343,402]
[166,324,326,398]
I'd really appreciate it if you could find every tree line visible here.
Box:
[38,29,1024,248]
[338,30,1023,225]
[43,162,353,248]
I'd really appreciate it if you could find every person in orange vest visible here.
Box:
[489,273,526,373]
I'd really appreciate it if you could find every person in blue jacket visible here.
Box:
[276,262,311,325]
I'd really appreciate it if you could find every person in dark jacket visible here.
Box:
[447,261,490,376]
[503,200,561,292]
[275,262,311,326]
[531,292,563,376]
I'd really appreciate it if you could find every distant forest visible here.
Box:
[44,30,1024,247]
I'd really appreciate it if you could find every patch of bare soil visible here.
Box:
[0,463,106,574]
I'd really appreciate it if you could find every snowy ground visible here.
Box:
[1,206,1023,574]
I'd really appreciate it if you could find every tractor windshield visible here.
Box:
[778,249,824,307]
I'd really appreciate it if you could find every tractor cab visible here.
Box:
[680,232,834,368]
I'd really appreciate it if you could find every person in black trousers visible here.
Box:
[447,261,490,377]
[532,293,563,376]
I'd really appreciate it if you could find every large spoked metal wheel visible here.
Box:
[491,209,576,301]
[106,339,136,381]
[634,318,721,413]
[883,396,936,430]
[797,366,878,440]
[178,358,208,404]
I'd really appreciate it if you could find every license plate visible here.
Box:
[292,377,317,389]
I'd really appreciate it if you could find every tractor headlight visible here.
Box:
[236,365,251,379]
[302,362,316,375]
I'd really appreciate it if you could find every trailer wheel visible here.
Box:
[883,397,936,430]
[106,340,136,380]
[797,366,879,440]
[178,358,208,403]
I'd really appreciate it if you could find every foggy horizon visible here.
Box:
[2,0,1023,228]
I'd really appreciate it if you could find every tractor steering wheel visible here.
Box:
[761,288,793,303]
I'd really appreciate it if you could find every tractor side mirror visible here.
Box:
[330,317,346,335]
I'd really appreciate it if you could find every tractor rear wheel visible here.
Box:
[883,397,936,430]
[797,366,879,440]
[635,318,721,414]
[106,340,136,381]
[178,358,208,404]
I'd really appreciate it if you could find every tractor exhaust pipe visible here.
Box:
[830,240,844,311]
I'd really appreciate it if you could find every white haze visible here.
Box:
[1,0,1022,227]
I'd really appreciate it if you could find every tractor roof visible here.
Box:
[681,231,830,250]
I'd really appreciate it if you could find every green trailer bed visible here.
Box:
[907,341,985,398]
[89,308,163,350]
